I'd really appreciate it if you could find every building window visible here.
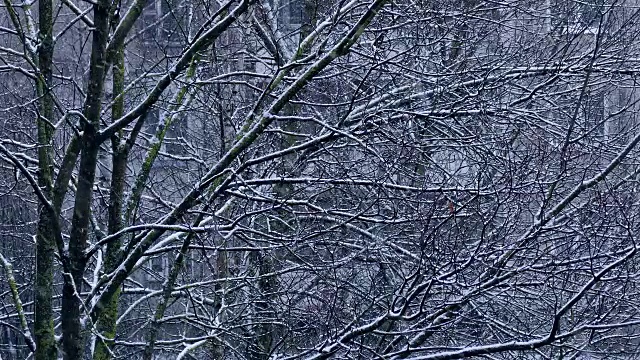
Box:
[140,0,159,43]
[575,0,604,27]
[145,108,189,157]
[151,256,164,273]
[581,91,605,136]
[139,0,185,45]
[164,118,188,156]
[144,107,161,137]
[160,0,185,44]
[147,256,168,285]
[567,0,605,33]
[550,0,605,35]
[278,0,309,27]
[288,0,305,25]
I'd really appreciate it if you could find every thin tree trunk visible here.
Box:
[142,231,194,360]
[93,43,126,360]
[248,5,319,356]
[34,0,56,357]
[141,59,201,360]
[61,0,112,357]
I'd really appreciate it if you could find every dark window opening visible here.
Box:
[151,256,164,273]
[164,118,189,156]
[140,0,158,42]
[581,92,605,136]
[551,0,605,33]
[289,0,304,25]
[161,0,185,45]
[280,0,310,27]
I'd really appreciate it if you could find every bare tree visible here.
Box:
[4,0,640,359]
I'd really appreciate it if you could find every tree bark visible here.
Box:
[93,43,126,360]
[61,0,112,358]
[34,0,56,357]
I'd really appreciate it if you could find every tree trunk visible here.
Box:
[34,0,56,357]
[93,43,126,360]
[61,0,112,357]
